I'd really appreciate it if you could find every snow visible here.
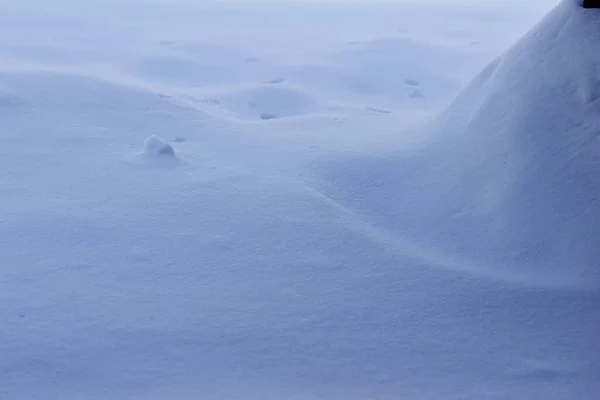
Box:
[1,0,598,399]
[143,135,176,157]
[437,0,600,282]
[323,0,600,287]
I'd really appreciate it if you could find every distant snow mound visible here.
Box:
[143,135,176,157]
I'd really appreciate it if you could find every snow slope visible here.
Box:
[438,0,600,280]
[320,0,600,287]
[1,0,598,399]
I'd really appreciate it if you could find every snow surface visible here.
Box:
[1,0,598,399]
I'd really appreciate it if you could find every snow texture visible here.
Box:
[0,0,597,399]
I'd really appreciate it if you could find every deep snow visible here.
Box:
[320,0,600,288]
[1,0,598,399]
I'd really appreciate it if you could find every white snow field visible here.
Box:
[1,0,598,399]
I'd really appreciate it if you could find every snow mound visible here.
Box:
[433,0,600,280]
[320,0,600,287]
[143,135,175,157]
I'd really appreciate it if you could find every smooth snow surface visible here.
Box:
[1,0,598,399]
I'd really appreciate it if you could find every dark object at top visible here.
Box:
[580,0,600,8]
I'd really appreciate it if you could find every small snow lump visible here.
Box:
[143,135,175,157]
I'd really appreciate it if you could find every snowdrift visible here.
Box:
[322,0,600,287]
[436,0,600,282]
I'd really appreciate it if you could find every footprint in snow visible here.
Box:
[409,89,425,99]
[262,77,285,85]
[259,112,278,120]
[404,78,420,87]
[245,57,261,63]
[203,98,221,106]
